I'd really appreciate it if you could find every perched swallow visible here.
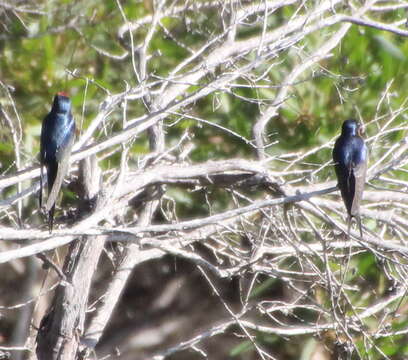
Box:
[40,92,75,232]
[333,119,368,237]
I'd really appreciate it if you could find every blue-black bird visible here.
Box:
[40,92,75,232]
[333,119,368,238]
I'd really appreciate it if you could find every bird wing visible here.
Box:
[39,115,50,209]
[45,133,75,212]
[350,160,367,216]
[334,162,354,215]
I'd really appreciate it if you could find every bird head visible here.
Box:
[52,92,71,114]
[341,119,360,136]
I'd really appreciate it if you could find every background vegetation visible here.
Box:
[1,1,408,359]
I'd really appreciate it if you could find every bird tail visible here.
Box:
[48,204,55,233]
